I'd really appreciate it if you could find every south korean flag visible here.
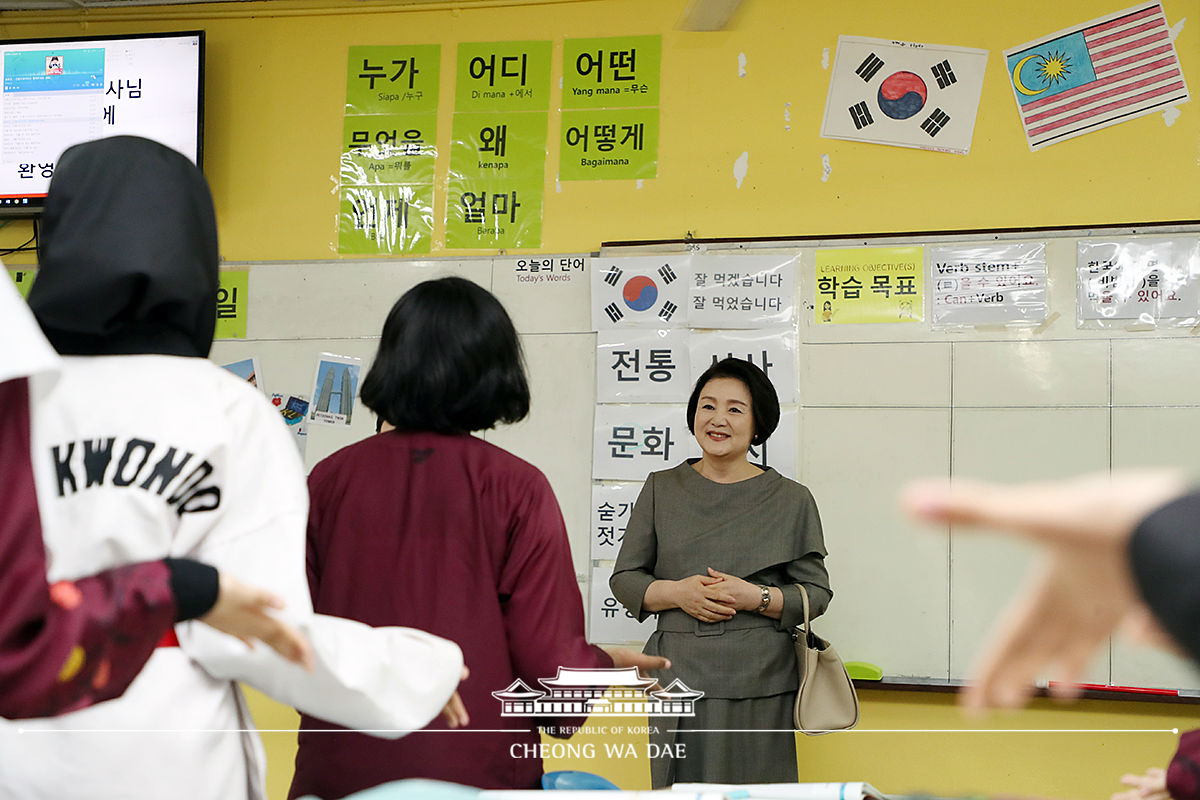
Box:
[591,255,690,330]
[820,36,988,155]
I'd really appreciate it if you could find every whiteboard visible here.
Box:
[210,221,1200,691]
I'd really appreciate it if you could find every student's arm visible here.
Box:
[176,392,462,737]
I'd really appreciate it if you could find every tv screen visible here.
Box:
[0,30,203,215]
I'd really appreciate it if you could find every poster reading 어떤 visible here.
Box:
[560,35,661,181]
[815,247,924,324]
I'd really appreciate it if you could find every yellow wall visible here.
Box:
[11,0,1200,795]
[248,686,1200,799]
[2,0,1197,263]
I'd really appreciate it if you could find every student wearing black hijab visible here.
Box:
[4,137,466,800]
[0,276,311,720]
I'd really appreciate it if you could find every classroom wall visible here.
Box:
[0,0,1197,261]
[6,0,1200,797]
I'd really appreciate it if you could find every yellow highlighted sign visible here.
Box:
[815,247,924,324]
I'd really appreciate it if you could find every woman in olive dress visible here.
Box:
[611,357,832,787]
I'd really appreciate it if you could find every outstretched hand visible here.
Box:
[603,646,671,679]
[901,469,1186,711]
[440,666,470,728]
[199,572,314,672]
[1112,767,1168,800]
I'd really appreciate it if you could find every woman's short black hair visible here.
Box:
[361,277,530,434]
[686,357,780,446]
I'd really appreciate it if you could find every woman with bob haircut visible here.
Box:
[292,277,669,797]
[611,357,833,787]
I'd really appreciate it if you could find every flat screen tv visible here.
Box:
[0,30,203,216]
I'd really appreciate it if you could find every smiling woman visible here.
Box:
[610,357,833,788]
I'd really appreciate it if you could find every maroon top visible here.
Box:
[1170,730,1200,800]
[290,431,612,797]
[0,377,176,718]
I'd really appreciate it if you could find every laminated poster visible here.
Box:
[929,242,1047,326]
[308,353,362,427]
[1077,238,1200,325]
[815,247,924,324]
[689,328,797,404]
[214,270,249,339]
[592,403,700,482]
[596,329,691,403]
[589,482,643,561]
[220,357,264,395]
[591,254,690,330]
[688,253,797,330]
[340,44,441,255]
[589,565,655,645]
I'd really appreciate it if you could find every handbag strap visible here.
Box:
[796,583,812,630]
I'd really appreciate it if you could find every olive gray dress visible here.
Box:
[610,460,832,788]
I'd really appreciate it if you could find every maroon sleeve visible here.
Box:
[305,468,325,602]
[1169,730,1200,800]
[0,378,177,719]
[496,469,613,689]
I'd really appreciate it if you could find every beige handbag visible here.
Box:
[792,583,859,735]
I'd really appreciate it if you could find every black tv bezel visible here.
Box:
[0,28,205,218]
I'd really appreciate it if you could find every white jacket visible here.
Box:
[0,355,463,800]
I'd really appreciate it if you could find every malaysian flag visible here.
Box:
[1005,2,1190,150]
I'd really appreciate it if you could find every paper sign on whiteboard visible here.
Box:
[929,243,1047,326]
[749,408,798,481]
[815,247,924,324]
[590,482,643,561]
[592,404,700,481]
[596,329,691,402]
[591,255,690,330]
[688,253,797,329]
[689,328,797,404]
[1077,238,1200,324]
[589,565,655,645]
